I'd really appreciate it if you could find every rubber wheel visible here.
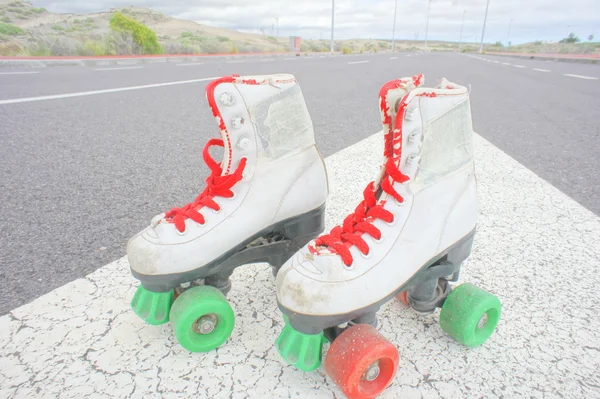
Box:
[439,283,501,347]
[169,285,235,352]
[396,291,409,306]
[324,324,399,399]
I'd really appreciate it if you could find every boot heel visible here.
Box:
[446,230,475,266]
[282,204,326,240]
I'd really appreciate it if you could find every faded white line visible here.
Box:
[390,56,398,60]
[348,60,370,65]
[0,71,41,75]
[284,57,298,60]
[0,77,218,105]
[502,63,511,65]
[226,60,245,64]
[514,65,525,68]
[533,68,551,72]
[260,58,275,62]
[176,62,204,67]
[94,66,143,71]
[563,74,598,80]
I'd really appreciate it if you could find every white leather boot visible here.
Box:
[128,74,328,353]
[275,75,501,399]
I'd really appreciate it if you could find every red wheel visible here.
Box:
[396,291,409,306]
[324,324,399,399]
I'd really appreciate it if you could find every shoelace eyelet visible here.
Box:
[384,216,397,226]
[372,235,384,244]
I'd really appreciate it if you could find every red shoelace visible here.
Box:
[165,138,247,233]
[311,157,409,266]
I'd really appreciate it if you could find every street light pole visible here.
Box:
[276,17,279,37]
[507,18,512,46]
[392,0,399,52]
[330,0,335,53]
[478,0,490,53]
[424,0,431,50]
[458,10,466,52]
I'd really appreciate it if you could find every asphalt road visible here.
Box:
[0,52,598,314]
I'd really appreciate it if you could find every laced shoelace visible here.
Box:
[311,157,410,266]
[164,138,246,233]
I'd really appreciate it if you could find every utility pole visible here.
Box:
[424,0,431,50]
[507,18,512,46]
[330,0,335,53]
[275,17,279,37]
[391,0,399,51]
[478,0,490,53]
[458,10,466,51]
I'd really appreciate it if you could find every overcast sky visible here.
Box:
[32,0,599,44]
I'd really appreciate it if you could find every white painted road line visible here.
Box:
[390,56,398,60]
[348,60,370,65]
[502,62,511,65]
[1,132,600,398]
[260,58,275,62]
[283,57,297,60]
[533,68,551,72]
[226,60,245,63]
[514,65,526,68]
[176,62,204,67]
[563,74,598,80]
[0,71,41,75]
[94,66,143,71]
[0,77,218,105]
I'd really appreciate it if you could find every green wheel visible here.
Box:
[439,283,501,347]
[169,285,235,352]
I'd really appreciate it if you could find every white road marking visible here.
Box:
[94,66,143,71]
[1,133,598,397]
[390,57,398,60]
[260,58,275,62]
[493,61,500,64]
[514,65,525,68]
[0,71,41,75]
[0,77,218,105]
[533,68,551,72]
[348,60,370,64]
[502,63,511,65]
[175,62,204,67]
[563,74,598,80]
[226,60,245,63]
[284,57,298,60]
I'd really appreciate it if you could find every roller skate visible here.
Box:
[275,75,501,399]
[128,74,328,353]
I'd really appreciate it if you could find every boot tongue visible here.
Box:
[205,76,238,176]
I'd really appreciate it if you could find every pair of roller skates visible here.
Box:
[127,73,502,398]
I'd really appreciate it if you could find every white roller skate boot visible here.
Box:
[128,74,328,353]
[275,75,501,399]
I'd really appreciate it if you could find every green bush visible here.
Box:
[1,16,10,23]
[7,7,21,13]
[51,25,64,31]
[216,36,230,42]
[8,1,23,6]
[32,7,46,13]
[180,31,193,38]
[0,22,24,35]
[341,47,351,54]
[109,12,162,54]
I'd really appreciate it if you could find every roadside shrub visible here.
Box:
[0,42,23,55]
[342,47,351,54]
[32,7,46,13]
[51,25,64,31]
[109,12,162,54]
[1,16,11,23]
[0,22,23,35]
[216,36,229,42]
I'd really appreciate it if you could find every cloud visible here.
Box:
[31,0,599,44]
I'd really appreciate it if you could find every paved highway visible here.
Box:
[0,51,599,313]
